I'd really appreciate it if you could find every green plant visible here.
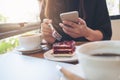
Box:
[0,37,19,54]
[0,31,39,54]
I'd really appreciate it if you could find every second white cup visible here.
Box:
[18,33,42,50]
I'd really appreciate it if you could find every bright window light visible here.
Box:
[107,0,120,16]
[0,0,40,23]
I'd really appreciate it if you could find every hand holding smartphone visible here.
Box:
[49,11,79,41]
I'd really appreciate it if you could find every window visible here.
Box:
[106,0,120,19]
[0,0,41,39]
[0,0,120,39]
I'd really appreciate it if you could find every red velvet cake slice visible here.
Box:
[52,41,76,57]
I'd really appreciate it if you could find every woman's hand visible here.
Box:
[59,18,103,41]
[59,18,89,38]
[41,19,55,43]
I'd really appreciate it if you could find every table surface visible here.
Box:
[0,53,73,80]
[0,42,87,80]
[23,42,87,64]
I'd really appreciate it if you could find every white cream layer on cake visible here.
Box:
[52,41,75,57]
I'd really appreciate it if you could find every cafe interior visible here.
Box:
[0,0,120,80]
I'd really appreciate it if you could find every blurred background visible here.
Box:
[0,0,120,54]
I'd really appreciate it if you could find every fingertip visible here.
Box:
[49,19,52,23]
[78,18,85,24]
[78,18,82,21]
[62,20,67,24]
[59,23,63,26]
[62,20,65,23]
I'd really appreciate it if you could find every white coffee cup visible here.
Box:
[76,40,120,80]
[18,33,42,50]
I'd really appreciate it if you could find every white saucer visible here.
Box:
[44,49,78,62]
[60,64,86,80]
[16,46,42,54]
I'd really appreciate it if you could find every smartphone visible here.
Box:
[60,11,79,23]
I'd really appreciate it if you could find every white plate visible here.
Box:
[44,49,78,62]
[16,46,42,54]
[60,64,86,80]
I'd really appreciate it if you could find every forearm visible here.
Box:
[85,27,103,41]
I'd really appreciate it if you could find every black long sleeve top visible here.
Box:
[40,0,112,41]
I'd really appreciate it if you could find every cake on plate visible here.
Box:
[52,41,76,57]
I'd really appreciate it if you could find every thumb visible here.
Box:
[78,18,86,25]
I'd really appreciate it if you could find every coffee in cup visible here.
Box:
[18,33,42,50]
[76,41,120,80]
